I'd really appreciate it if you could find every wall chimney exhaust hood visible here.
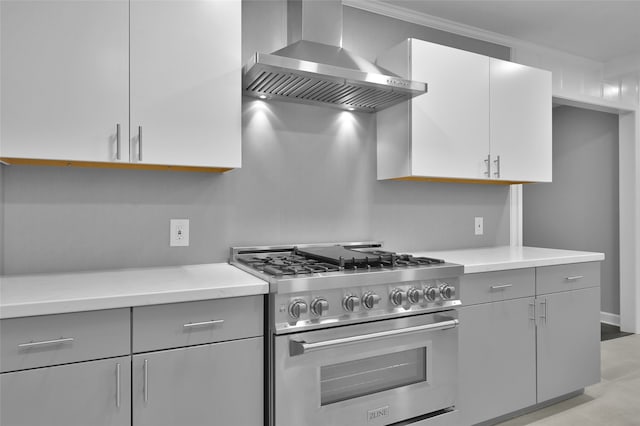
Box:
[243,0,427,113]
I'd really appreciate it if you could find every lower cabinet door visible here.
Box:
[0,356,131,426]
[458,298,537,425]
[537,287,601,402]
[132,337,263,426]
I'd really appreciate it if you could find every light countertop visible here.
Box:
[412,246,605,274]
[0,263,268,319]
[1,247,605,319]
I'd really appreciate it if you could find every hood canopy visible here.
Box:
[242,1,427,112]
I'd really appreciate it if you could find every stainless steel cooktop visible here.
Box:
[230,242,463,333]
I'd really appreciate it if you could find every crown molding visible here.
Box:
[343,0,603,67]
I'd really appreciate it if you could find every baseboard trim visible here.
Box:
[473,390,584,426]
[601,311,621,326]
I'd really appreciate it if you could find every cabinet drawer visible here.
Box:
[460,269,535,305]
[0,308,130,373]
[132,295,263,353]
[536,262,600,295]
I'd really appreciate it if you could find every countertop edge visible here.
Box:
[411,246,605,274]
[462,253,605,273]
[0,284,269,319]
[0,263,269,319]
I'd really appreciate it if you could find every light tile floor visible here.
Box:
[496,334,640,426]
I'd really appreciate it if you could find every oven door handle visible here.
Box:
[289,319,459,356]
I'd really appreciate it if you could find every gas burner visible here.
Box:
[236,253,342,276]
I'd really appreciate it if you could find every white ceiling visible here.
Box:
[377,0,640,63]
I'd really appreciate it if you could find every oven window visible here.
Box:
[320,348,427,405]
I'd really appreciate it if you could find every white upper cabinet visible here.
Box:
[376,38,552,184]
[378,39,490,181]
[0,0,129,163]
[490,59,552,182]
[130,0,240,169]
[0,0,241,171]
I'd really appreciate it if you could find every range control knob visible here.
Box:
[288,300,308,319]
[389,289,406,306]
[310,298,329,316]
[439,284,456,300]
[424,286,438,301]
[342,295,361,312]
[407,287,421,304]
[362,292,381,310]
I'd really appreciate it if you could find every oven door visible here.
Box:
[273,311,458,426]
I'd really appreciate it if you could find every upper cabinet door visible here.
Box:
[0,0,129,162]
[490,59,552,182]
[129,0,241,168]
[410,40,490,180]
[377,39,551,184]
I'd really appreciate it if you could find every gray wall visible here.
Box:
[0,1,511,276]
[523,106,620,314]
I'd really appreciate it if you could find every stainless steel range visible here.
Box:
[230,242,463,426]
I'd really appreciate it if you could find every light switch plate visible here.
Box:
[170,219,189,247]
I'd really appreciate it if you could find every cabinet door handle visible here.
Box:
[115,123,121,160]
[484,154,491,177]
[566,275,584,281]
[528,301,536,324]
[138,126,143,162]
[115,363,121,408]
[183,319,224,329]
[493,155,501,178]
[490,284,513,290]
[18,337,74,348]
[539,299,547,324]
[143,359,149,403]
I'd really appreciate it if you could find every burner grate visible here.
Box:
[235,248,445,277]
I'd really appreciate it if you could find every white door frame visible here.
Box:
[511,95,639,333]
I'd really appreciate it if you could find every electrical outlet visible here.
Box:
[170,219,189,247]
[475,217,484,236]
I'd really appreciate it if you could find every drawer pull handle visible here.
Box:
[183,319,224,329]
[490,284,513,290]
[566,275,584,281]
[18,337,75,349]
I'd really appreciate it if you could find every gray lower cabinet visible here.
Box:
[1,356,131,426]
[458,262,601,426]
[131,296,264,426]
[131,337,263,426]
[0,309,131,426]
[536,287,601,402]
[1,296,265,426]
[458,297,537,426]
